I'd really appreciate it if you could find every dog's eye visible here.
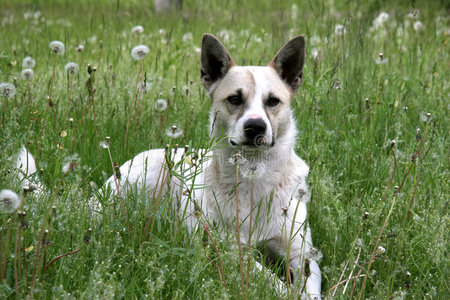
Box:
[266,97,281,107]
[227,95,243,106]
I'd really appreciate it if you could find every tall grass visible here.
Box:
[0,0,448,298]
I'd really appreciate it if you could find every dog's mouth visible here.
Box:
[229,136,275,148]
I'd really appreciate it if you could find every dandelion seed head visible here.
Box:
[182,32,193,42]
[241,162,266,179]
[228,151,247,165]
[334,24,346,36]
[306,247,323,262]
[49,40,65,55]
[21,68,34,80]
[64,62,79,75]
[0,82,16,98]
[0,189,21,213]
[76,45,84,52]
[373,12,389,29]
[131,45,149,60]
[132,25,144,34]
[311,48,319,60]
[137,81,152,93]
[376,246,386,254]
[165,125,183,139]
[22,56,36,68]
[155,99,168,112]
[62,154,79,173]
[413,21,425,32]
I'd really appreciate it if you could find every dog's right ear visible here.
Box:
[201,33,236,91]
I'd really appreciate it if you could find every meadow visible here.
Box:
[0,0,448,298]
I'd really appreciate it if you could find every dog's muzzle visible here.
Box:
[229,118,275,148]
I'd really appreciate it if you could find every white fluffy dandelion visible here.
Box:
[241,162,266,179]
[0,189,22,213]
[182,32,193,42]
[413,21,425,32]
[165,125,183,139]
[132,25,144,34]
[311,48,319,60]
[131,45,149,60]
[49,40,65,55]
[64,62,79,75]
[154,99,168,112]
[21,68,34,80]
[22,56,36,68]
[373,12,389,29]
[62,154,79,173]
[228,152,247,166]
[334,24,346,36]
[306,247,323,262]
[0,82,16,98]
[376,246,386,255]
[76,45,84,52]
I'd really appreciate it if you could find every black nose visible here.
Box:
[244,118,267,141]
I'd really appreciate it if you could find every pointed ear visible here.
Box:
[201,33,236,90]
[269,35,306,92]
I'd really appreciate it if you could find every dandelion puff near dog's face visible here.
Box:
[21,68,34,80]
[0,189,22,213]
[22,56,36,68]
[241,163,266,179]
[155,99,168,112]
[131,45,149,60]
[49,40,65,55]
[0,82,16,98]
[65,62,79,75]
[166,125,183,139]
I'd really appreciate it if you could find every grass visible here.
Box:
[0,0,448,298]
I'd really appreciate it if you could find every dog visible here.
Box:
[17,34,322,298]
[97,34,322,298]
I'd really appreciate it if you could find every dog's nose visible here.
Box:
[244,118,267,141]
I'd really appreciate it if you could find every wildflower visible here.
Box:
[131,25,144,34]
[241,162,266,179]
[376,246,386,255]
[0,82,16,98]
[60,130,67,138]
[64,62,79,75]
[0,189,22,213]
[306,247,323,262]
[76,45,84,52]
[420,112,432,122]
[155,99,168,112]
[131,45,149,60]
[413,21,424,32]
[182,32,193,42]
[22,56,36,68]
[334,24,346,36]
[333,79,342,90]
[49,40,65,55]
[311,48,319,60]
[375,52,388,64]
[21,68,34,80]
[158,28,166,35]
[165,125,183,139]
[373,12,389,29]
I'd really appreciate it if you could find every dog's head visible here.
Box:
[201,33,305,150]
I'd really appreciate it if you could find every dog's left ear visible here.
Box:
[269,35,306,92]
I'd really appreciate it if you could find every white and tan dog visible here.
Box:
[18,34,322,298]
[99,34,321,298]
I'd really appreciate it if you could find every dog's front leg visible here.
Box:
[288,223,322,299]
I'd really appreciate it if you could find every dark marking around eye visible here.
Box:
[266,94,281,107]
[226,89,243,106]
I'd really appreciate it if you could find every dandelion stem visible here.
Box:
[124,58,143,149]
[14,220,21,297]
[43,247,82,273]
[130,60,145,141]
[358,194,397,299]
[234,163,245,298]
[245,177,254,296]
